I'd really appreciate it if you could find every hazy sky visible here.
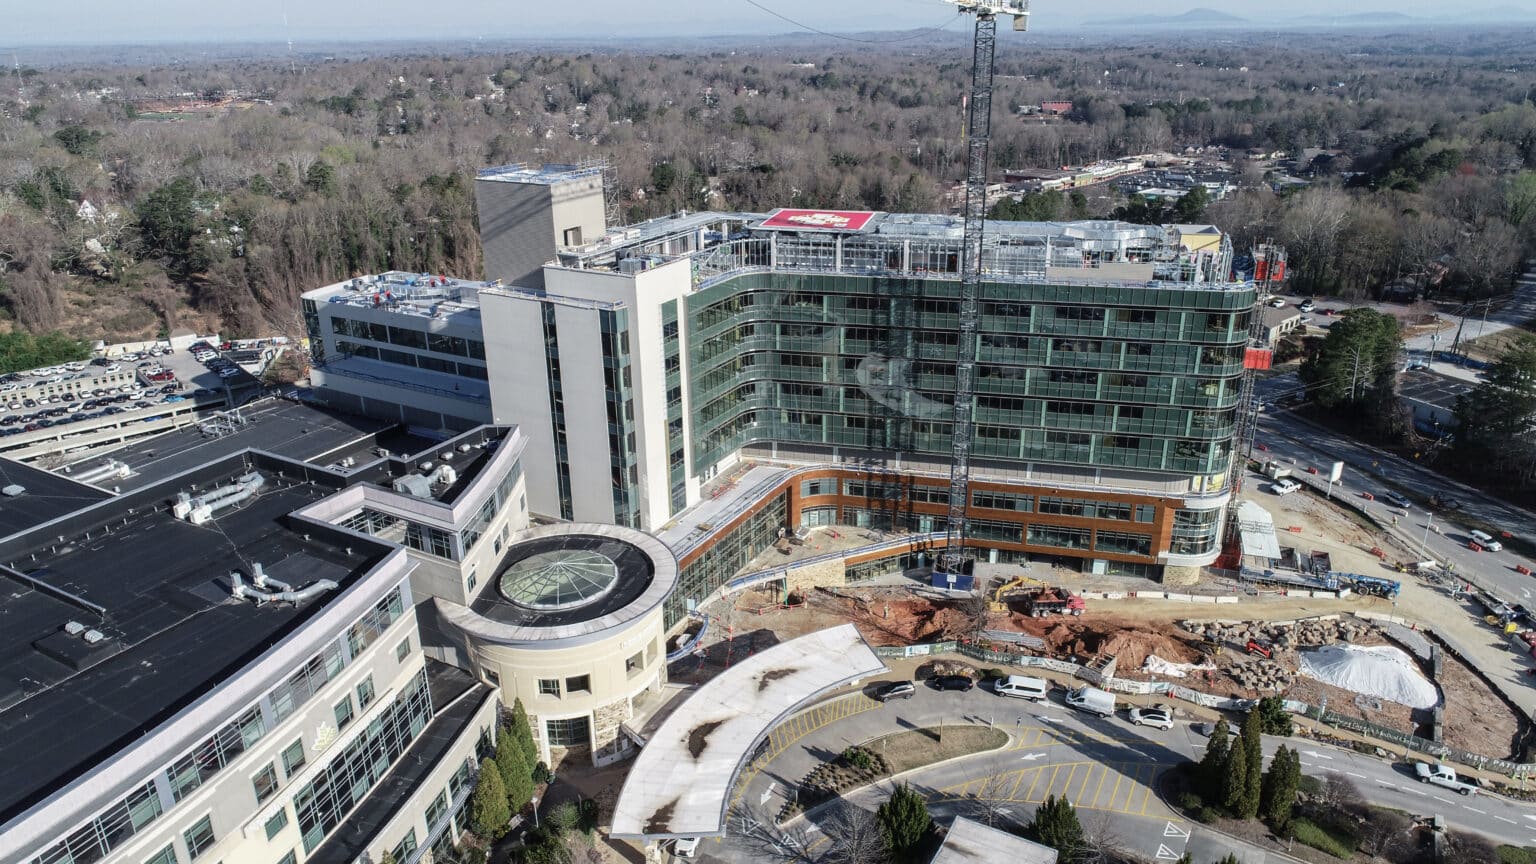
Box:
[8,0,1535,45]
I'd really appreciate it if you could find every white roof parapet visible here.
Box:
[610,623,887,840]
[933,817,1060,864]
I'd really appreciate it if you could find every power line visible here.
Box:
[741,0,962,44]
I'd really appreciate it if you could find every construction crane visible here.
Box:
[936,0,1030,577]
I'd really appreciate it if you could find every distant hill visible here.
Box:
[1085,7,1248,27]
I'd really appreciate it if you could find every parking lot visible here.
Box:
[0,342,261,444]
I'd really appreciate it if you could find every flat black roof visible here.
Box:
[0,458,112,538]
[62,398,390,493]
[0,456,390,823]
[471,533,656,629]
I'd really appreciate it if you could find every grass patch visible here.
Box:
[873,725,1009,775]
[1291,817,1358,859]
[1498,846,1536,864]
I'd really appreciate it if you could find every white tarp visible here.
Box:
[1236,500,1282,560]
[1298,644,1440,709]
[1141,655,1216,678]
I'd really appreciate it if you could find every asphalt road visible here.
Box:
[707,684,1536,864]
[1249,405,1536,604]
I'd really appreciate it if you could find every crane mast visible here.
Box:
[937,0,1029,576]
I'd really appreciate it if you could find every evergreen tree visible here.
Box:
[496,730,535,813]
[877,783,933,864]
[509,699,540,768]
[1220,735,1247,813]
[1236,708,1265,819]
[1261,745,1301,829]
[469,758,510,839]
[1198,720,1230,797]
[1027,795,1085,862]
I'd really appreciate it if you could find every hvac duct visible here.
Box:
[172,472,265,523]
[71,460,131,485]
[230,567,338,606]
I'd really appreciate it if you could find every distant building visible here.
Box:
[1399,368,1470,436]
[1040,100,1073,115]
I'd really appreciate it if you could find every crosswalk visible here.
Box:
[933,760,1170,817]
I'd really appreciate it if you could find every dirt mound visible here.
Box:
[1002,614,1204,670]
[843,597,975,647]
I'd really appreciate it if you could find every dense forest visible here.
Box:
[2,28,1535,343]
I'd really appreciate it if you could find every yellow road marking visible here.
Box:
[1090,764,1109,807]
[1008,767,1028,799]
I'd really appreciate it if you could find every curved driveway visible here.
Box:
[698,683,1536,863]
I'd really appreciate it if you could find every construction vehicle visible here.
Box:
[1341,573,1401,599]
[1245,640,1272,658]
[986,571,1046,611]
[1022,586,1085,617]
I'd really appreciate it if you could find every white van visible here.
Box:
[1065,686,1116,718]
[673,837,700,858]
[994,675,1049,702]
[1469,530,1504,552]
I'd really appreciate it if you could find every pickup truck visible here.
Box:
[1414,762,1478,795]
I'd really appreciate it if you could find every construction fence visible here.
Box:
[872,639,1536,779]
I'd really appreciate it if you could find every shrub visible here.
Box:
[843,746,877,771]
[1194,807,1221,824]
[1291,817,1358,858]
[1297,774,1323,797]
[981,668,1008,681]
[1175,791,1204,811]
[1257,696,1295,736]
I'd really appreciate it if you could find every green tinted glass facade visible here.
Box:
[685,272,1254,477]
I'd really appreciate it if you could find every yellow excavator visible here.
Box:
[987,571,1046,612]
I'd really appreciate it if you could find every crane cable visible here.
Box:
[741,0,962,43]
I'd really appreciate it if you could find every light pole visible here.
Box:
[1420,512,1435,558]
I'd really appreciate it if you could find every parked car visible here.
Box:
[993,675,1049,702]
[1298,299,1316,312]
[876,681,916,702]
[930,675,975,692]
[672,838,700,858]
[1266,297,1287,308]
[1469,530,1504,552]
[1193,720,1241,737]
[1065,686,1115,717]
[1128,706,1175,730]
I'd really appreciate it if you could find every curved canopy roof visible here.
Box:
[611,624,886,840]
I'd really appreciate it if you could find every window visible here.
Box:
[426,791,449,829]
[564,674,591,694]
[182,816,216,860]
[1095,531,1153,556]
[545,716,591,747]
[466,569,477,592]
[626,651,644,676]
[972,490,1033,512]
[252,764,279,804]
[395,638,412,663]
[356,676,376,710]
[276,852,296,864]
[281,740,306,776]
[264,809,289,841]
[1026,525,1091,550]
[391,829,419,863]
[333,696,354,730]
[1136,504,1156,523]
[144,845,178,864]
[538,679,561,697]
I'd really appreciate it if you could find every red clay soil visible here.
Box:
[996,612,1207,670]
[840,597,977,647]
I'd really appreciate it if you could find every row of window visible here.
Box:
[329,316,487,359]
[294,668,434,853]
[334,340,490,381]
[25,585,409,864]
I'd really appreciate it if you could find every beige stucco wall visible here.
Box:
[463,604,667,766]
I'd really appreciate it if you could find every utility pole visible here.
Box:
[1349,349,1362,402]
[1420,511,1435,558]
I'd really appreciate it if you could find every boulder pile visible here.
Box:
[1183,617,1374,649]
